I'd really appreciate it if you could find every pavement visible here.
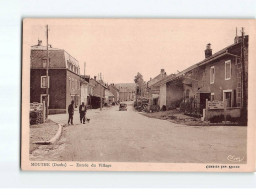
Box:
[29,119,59,154]
[30,101,247,163]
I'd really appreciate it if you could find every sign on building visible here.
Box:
[208,100,224,109]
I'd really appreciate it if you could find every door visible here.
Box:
[224,91,232,107]
[199,93,211,114]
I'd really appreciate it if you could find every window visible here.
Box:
[153,98,158,105]
[211,93,214,101]
[223,90,232,108]
[69,77,71,90]
[42,59,47,68]
[233,89,237,107]
[185,89,190,99]
[236,57,241,64]
[72,78,74,90]
[41,76,50,88]
[42,59,50,68]
[225,60,231,80]
[210,66,215,84]
[68,62,72,70]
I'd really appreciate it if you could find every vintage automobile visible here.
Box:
[119,103,127,111]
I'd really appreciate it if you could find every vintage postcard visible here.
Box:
[22,19,256,172]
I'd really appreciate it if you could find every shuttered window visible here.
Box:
[225,60,231,80]
[210,66,215,84]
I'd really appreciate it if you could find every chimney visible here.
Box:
[160,69,165,76]
[233,27,244,44]
[205,43,212,58]
[38,40,42,46]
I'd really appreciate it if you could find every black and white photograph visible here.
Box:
[21,19,256,171]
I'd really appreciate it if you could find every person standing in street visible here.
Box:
[68,100,75,125]
[79,102,87,124]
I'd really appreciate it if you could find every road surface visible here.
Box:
[30,101,247,163]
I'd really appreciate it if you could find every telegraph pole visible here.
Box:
[46,25,49,118]
[241,27,247,124]
[100,72,103,111]
[84,62,86,76]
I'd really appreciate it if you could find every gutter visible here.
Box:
[33,124,63,145]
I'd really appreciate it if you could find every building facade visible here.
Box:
[89,77,107,109]
[109,84,120,103]
[30,41,81,114]
[147,69,167,108]
[80,76,89,105]
[115,83,136,102]
[155,35,248,119]
[105,89,115,104]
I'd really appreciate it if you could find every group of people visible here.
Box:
[68,100,88,125]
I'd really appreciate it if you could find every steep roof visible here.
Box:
[115,83,136,92]
[109,84,120,92]
[105,89,114,97]
[89,78,108,89]
[148,72,167,87]
[154,39,245,87]
[31,44,79,68]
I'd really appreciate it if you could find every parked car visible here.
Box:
[119,103,127,111]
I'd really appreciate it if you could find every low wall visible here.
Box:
[30,102,45,125]
[204,107,241,122]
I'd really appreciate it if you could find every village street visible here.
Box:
[30,102,247,164]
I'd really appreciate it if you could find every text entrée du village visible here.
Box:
[31,162,112,168]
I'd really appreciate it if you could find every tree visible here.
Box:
[134,72,146,98]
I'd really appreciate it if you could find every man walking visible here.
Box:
[68,100,75,125]
[79,102,87,124]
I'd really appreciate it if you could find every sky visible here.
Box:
[26,19,252,83]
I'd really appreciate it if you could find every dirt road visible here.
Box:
[30,101,247,163]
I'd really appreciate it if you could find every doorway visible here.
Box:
[199,93,211,114]
[223,90,232,108]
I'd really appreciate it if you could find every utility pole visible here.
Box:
[46,25,49,118]
[84,62,86,76]
[100,72,103,111]
[100,87,103,111]
[241,27,247,124]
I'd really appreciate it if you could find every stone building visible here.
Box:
[30,40,81,114]
[109,84,120,103]
[154,34,248,119]
[115,83,136,102]
[89,76,107,109]
[147,69,167,107]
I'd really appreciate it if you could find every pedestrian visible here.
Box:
[79,102,87,124]
[68,100,75,125]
